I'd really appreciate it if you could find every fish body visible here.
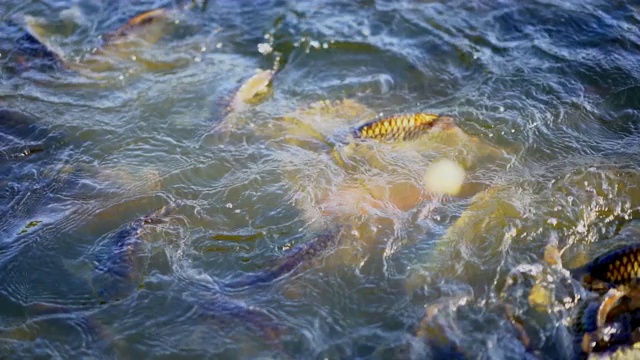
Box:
[571,292,640,357]
[193,293,285,345]
[102,8,170,45]
[7,4,193,75]
[353,113,452,142]
[570,244,640,289]
[0,17,65,73]
[92,201,180,301]
[227,69,275,113]
[568,244,640,357]
[224,227,342,289]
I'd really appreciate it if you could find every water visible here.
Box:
[1,0,640,358]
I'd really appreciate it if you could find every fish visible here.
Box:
[6,3,196,75]
[191,292,286,346]
[0,16,65,73]
[99,7,184,53]
[415,294,470,360]
[567,243,640,356]
[223,226,343,289]
[0,108,70,162]
[226,69,275,113]
[92,201,182,302]
[572,291,640,357]
[569,244,640,290]
[352,113,454,142]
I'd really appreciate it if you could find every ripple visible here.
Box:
[3,0,640,357]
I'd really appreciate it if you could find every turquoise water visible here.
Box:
[1,0,640,358]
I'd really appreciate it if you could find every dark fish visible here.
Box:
[571,298,606,355]
[571,292,640,357]
[0,108,67,161]
[415,295,470,360]
[353,113,453,142]
[0,308,120,357]
[192,293,286,346]
[0,108,79,240]
[15,25,62,69]
[570,244,640,290]
[224,227,343,289]
[0,17,64,73]
[92,201,181,302]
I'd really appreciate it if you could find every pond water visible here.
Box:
[1,0,640,359]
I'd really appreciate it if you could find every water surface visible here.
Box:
[1,0,640,359]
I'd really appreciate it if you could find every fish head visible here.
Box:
[227,69,275,113]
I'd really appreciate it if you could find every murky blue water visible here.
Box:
[1,0,640,359]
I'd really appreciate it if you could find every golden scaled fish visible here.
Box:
[570,243,640,289]
[352,113,454,142]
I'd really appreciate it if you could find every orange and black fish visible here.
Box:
[570,244,640,289]
[352,113,453,142]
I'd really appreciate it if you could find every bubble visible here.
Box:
[60,6,86,26]
[226,203,233,209]
[257,43,273,55]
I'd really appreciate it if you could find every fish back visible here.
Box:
[571,244,640,287]
[353,113,445,142]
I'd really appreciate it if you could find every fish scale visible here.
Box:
[353,113,444,142]
[571,244,640,287]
